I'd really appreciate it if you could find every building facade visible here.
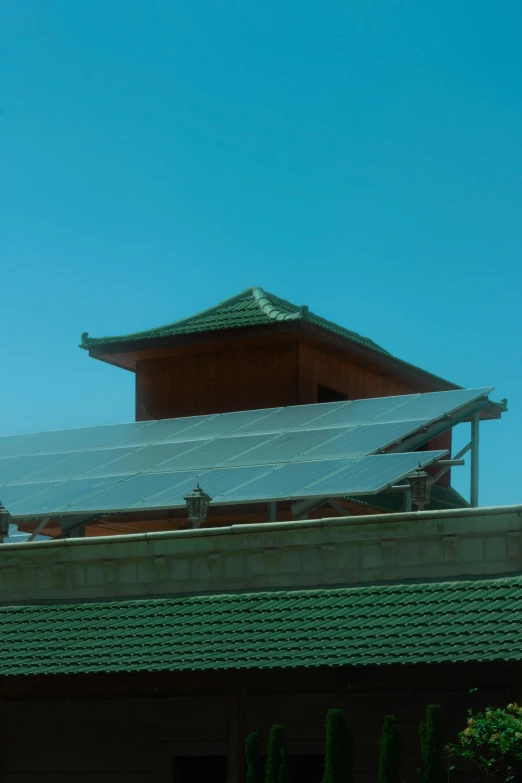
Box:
[0,288,517,783]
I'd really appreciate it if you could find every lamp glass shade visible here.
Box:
[408,467,432,510]
[184,484,212,522]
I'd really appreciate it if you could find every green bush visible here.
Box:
[322,708,353,783]
[246,731,263,783]
[448,703,522,782]
[265,724,289,783]
[419,704,444,783]
[379,715,401,783]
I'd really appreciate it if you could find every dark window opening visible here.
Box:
[173,755,227,783]
[172,752,323,783]
[317,384,349,403]
[289,754,325,783]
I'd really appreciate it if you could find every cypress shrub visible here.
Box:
[379,715,401,783]
[419,704,444,783]
[265,724,289,783]
[322,708,353,783]
[245,731,263,783]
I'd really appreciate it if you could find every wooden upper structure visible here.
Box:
[81,286,460,422]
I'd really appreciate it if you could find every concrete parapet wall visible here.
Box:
[1,505,521,602]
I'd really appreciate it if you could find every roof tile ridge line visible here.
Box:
[80,288,259,346]
[305,308,392,355]
[251,286,302,322]
[252,288,393,358]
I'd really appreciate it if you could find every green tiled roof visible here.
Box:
[1,575,520,676]
[81,286,457,387]
[81,286,388,355]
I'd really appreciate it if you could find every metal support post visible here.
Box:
[27,517,51,542]
[59,519,86,538]
[404,490,412,512]
[328,499,351,516]
[267,501,276,522]
[470,413,480,507]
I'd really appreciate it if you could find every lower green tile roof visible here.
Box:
[1,576,520,676]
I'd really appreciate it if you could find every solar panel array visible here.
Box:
[0,388,491,519]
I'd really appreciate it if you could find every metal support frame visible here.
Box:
[27,517,51,542]
[385,397,489,455]
[55,515,101,539]
[328,499,351,516]
[267,502,277,522]
[470,412,480,507]
[291,498,326,520]
[431,444,471,486]
[291,497,350,520]
[59,519,86,539]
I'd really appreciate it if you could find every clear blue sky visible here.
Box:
[1,1,521,507]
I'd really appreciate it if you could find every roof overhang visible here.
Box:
[85,320,461,394]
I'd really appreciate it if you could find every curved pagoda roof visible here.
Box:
[81,286,388,355]
[80,285,457,389]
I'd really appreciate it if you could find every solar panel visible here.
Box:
[305,453,443,497]
[372,388,492,424]
[135,466,275,511]
[45,466,275,515]
[227,401,347,436]
[2,477,117,516]
[0,454,70,485]
[222,452,446,503]
[85,442,213,477]
[112,415,215,446]
[150,434,270,471]
[294,395,419,430]
[0,433,35,459]
[300,420,431,459]
[64,472,203,514]
[0,388,492,519]
[175,408,281,439]
[0,422,156,458]
[217,459,358,502]
[223,429,345,467]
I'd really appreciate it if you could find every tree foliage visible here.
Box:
[322,708,353,783]
[448,703,522,782]
[246,731,263,783]
[379,715,401,783]
[265,724,289,783]
[419,704,444,783]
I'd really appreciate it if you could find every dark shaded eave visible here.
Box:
[80,285,461,391]
[85,319,462,395]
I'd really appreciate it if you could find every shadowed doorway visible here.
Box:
[172,755,227,782]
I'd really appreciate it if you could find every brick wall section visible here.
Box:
[1,505,521,603]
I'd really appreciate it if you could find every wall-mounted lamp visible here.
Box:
[407,465,432,511]
[184,484,212,528]
[0,502,10,543]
